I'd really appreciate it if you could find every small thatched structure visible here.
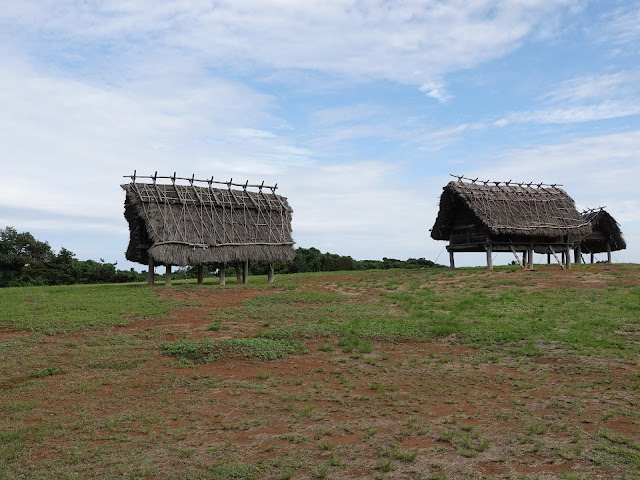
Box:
[431,176,592,270]
[575,208,626,264]
[122,173,294,284]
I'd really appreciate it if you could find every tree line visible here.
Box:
[0,227,146,287]
[1,227,444,287]
[246,247,444,275]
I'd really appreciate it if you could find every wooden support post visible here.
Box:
[522,250,528,268]
[235,264,242,283]
[547,253,551,264]
[565,244,572,270]
[147,256,155,286]
[267,263,275,283]
[591,252,594,264]
[528,247,534,269]
[197,265,204,285]
[607,241,612,263]
[449,250,455,269]
[219,263,226,286]
[242,259,249,284]
[486,244,493,271]
[165,265,172,286]
[574,245,582,264]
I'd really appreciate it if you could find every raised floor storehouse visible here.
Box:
[430,176,592,270]
[576,208,626,264]
[122,172,295,285]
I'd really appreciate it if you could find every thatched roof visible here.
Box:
[580,209,626,253]
[431,179,592,240]
[122,179,295,266]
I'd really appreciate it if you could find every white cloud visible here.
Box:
[541,71,639,104]
[597,3,640,47]
[416,123,486,151]
[0,58,311,220]
[419,81,452,103]
[0,0,574,88]
[497,70,640,125]
[503,102,640,124]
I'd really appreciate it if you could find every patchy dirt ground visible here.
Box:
[1,265,639,479]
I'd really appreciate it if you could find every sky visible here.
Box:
[1,0,639,269]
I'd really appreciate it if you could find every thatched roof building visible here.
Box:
[575,208,626,263]
[431,176,592,269]
[122,173,294,283]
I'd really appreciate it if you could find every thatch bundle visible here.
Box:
[431,180,592,241]
[580,209,626,253]
[122,181,295,266]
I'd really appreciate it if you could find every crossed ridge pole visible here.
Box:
[124,170,278,193]
[450,174,561,189]
[581,206,607,215]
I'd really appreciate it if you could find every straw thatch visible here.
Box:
[122,180,295,266]
[580,209,626,254]
[431,180,592,243]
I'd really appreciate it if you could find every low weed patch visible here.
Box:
[162,337,304,362]
[29,366,64,378]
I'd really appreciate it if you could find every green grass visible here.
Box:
[378,271,640,356]
[206,267,640,357]
[0,283,183,334]
[1,265,640,479]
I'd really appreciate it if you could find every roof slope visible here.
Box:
[581,209,626,252]
[122,181,295,266]
[431,180,592,240]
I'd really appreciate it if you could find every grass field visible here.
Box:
[1,264,639,479]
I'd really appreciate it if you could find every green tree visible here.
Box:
[0,227,54,286]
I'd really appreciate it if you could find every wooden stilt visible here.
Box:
[147,256,155,286]
[219,263,226,286]
[486,244,493,271]
[591,252,595,264]
[565,244,572,270]
[449,250,455,269]
[607,241,612,263]
[574,245,582,264]
[267,263,275,283]
[197,265,204,285]
[235,264,242,283]
[547,253,551,264]
[165,265,172,286]
[527,247,534,269]
[522,250,528,268]
[243,259,249,284]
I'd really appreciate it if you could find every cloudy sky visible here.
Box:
[1,0,638,268]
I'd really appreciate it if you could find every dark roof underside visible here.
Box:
[580,210,627,252]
